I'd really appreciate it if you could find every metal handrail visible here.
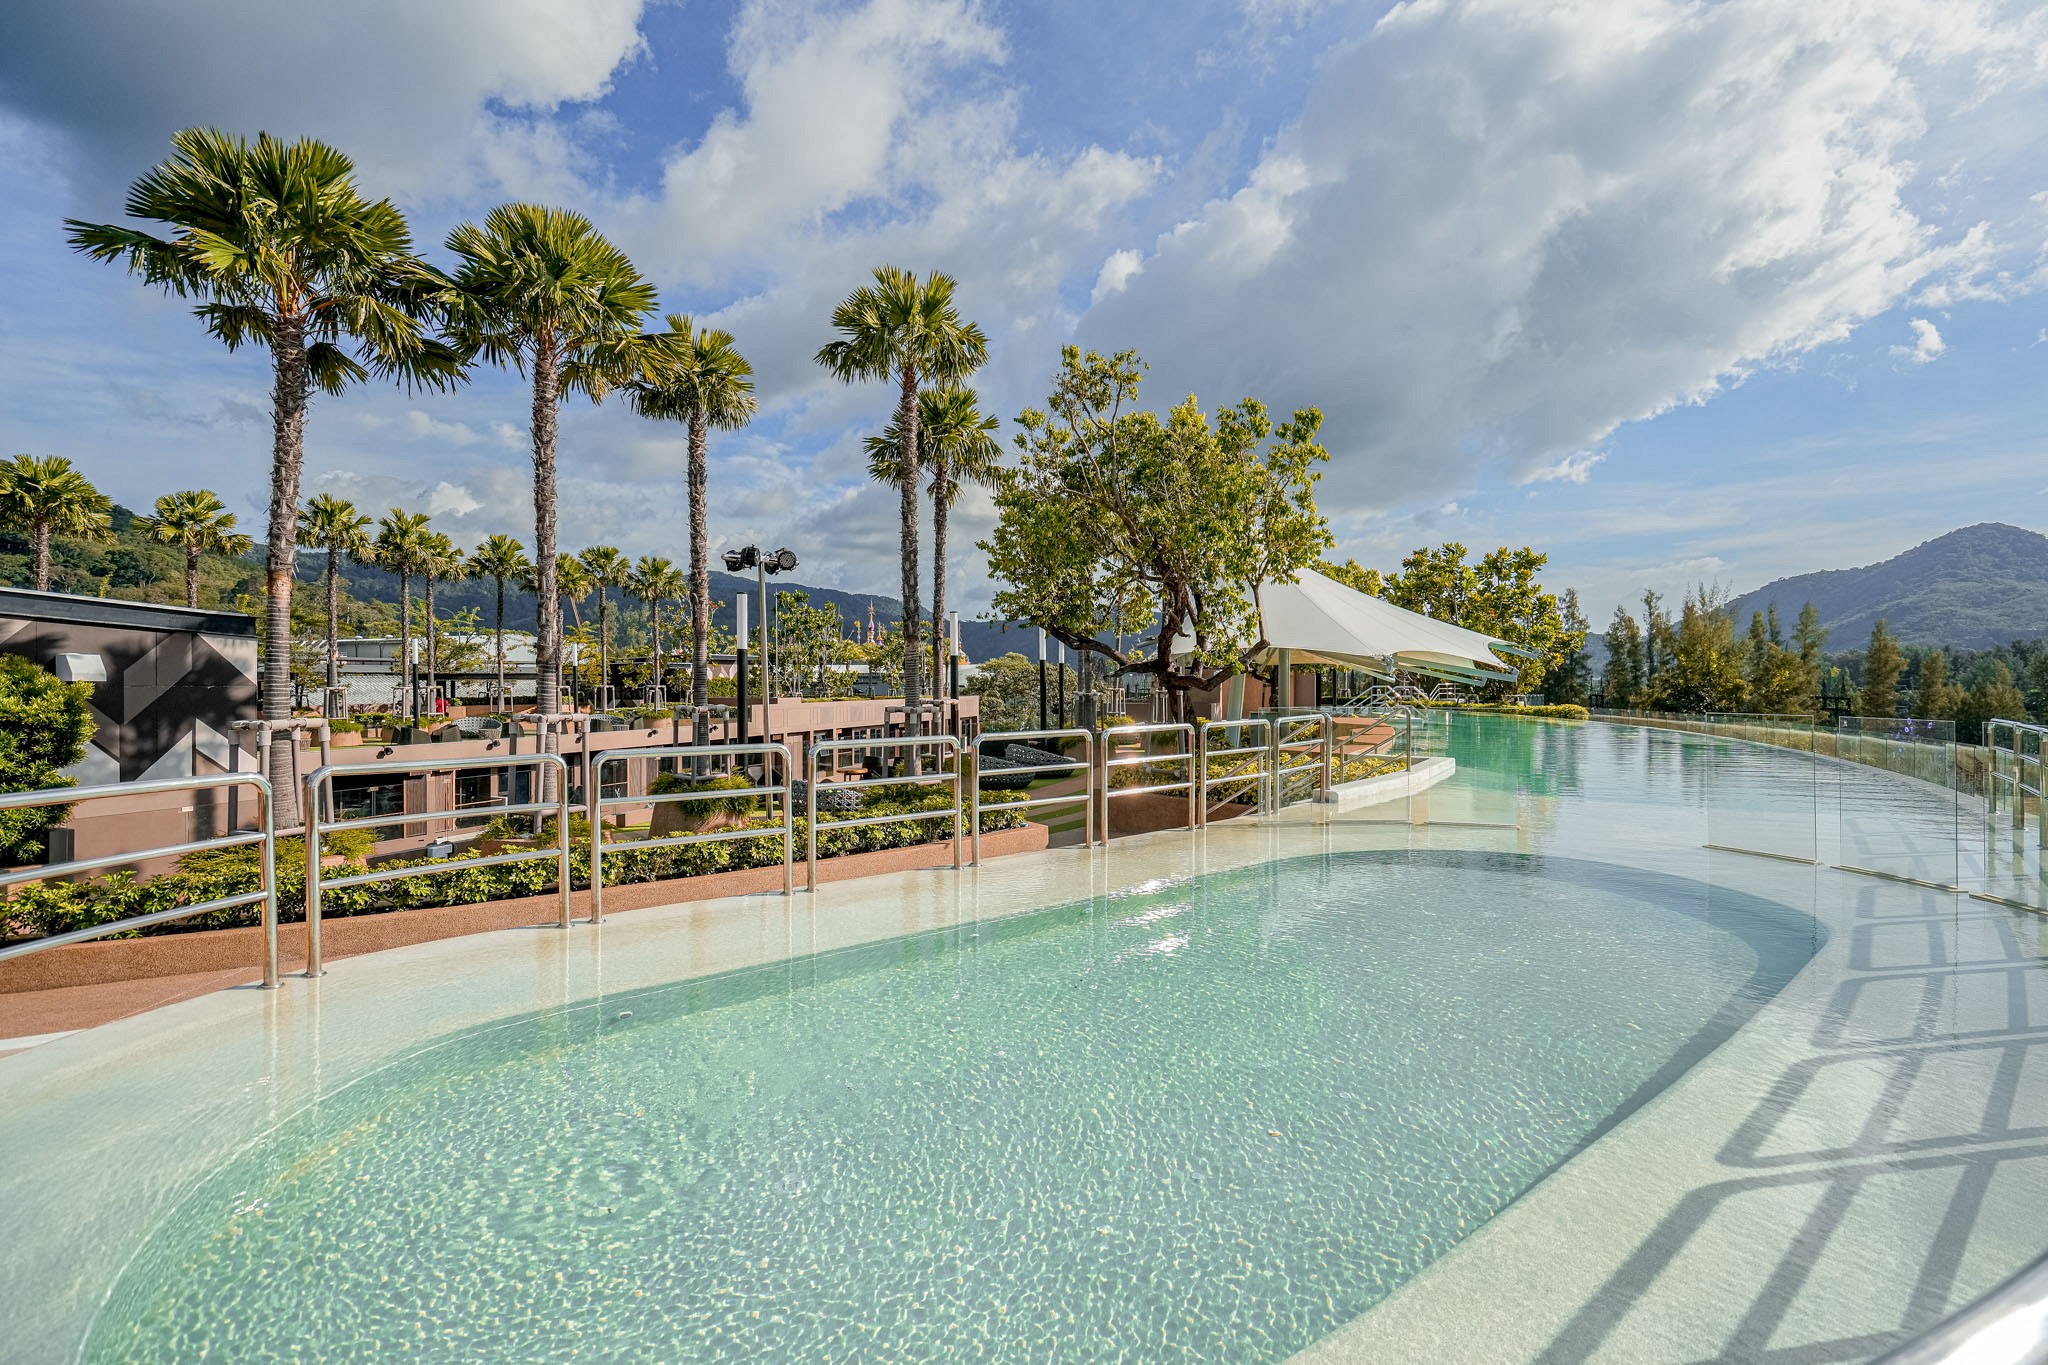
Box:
[806,735,964,892]
[1270,711,1334,806]
[968,728,1096,862]
[1198,718,1272,825]
[303,753,572,977]
[1100,722,1198,833]
[587,742,794,919]
[0,773,279,988]
[1874,1248,2048,1364]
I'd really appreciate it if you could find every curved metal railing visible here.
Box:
[1270,711,1334,807]
[969,728,1096,861]
[1100,722,1198,833]
[805,735,964,893]
[303,753,572,977]
[0,773,279,987]
[1197,718,1272,825]
[587,742,795,919]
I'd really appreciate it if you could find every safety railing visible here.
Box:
[1197,718,1272,825]
[1874,1247,2048,1364]
[588,743,795,919]
[969,728,1096,862]
[1986,718,2048,849]
[1100,722,1198,833]
[0,773,280,987]
[303,752,572,977]
[1270,711,1334,807]
[805,735,964,893]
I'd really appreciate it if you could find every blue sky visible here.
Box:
[1,0,2045,626]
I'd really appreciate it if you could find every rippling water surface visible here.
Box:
[91,850,1815,1363]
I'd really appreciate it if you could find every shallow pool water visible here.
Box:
[89,850,1817,1363]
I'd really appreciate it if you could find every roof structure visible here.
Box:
[1252,568,1530,684]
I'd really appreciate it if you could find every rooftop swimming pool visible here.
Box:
[5,714,2045,1363]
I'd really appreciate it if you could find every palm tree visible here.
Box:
[441,204,661,724]
[469,534,531,707]
[628,555,687,702]
[865,386,1000,689]
[297,493,372,697]
[817,268,987,739]
[0,454,114,591]
[373,510,432,719]
[627,316,757,715]
[578,545,627,707]
[138,489,252,608]
[67,129,462,824]
[545,552,594,708]
[420,532,465,712]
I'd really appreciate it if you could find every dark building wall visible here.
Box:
[0,588,258,785]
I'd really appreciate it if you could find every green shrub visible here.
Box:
[0,655,95,865]
[647,772,755,818]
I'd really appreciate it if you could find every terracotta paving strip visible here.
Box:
[0,965,259,1042]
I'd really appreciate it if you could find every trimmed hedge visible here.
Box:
[1,791,1026,945]
[1419,700,1589,720]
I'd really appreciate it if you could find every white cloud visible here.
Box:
[1525,451,1606,485]
[1892,317,1947,363]
[1082,0,2048,518]
[1091,249,1145,303]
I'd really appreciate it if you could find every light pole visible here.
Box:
[1038,628,1049,731]
[734,595,749,745]
[724,545,798,713]
[1057,641,1068,729]
[948,611,961,703]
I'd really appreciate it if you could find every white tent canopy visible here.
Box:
[1252,568,1530,685]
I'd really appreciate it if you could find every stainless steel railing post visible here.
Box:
[588,742,797,916]
[302,776,323,977]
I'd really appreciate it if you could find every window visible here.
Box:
[332,777,404,824]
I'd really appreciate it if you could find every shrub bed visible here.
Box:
[1418,700,1589,720]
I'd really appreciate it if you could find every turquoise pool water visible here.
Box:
[89,850,1817,1363]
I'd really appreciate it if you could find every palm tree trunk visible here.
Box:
[896,364,922,751]
[598,590,609,708]
[397,569,413,720]
[931,455,949,699]
[651,599,663,701]
[264,314,310,829]
[425,574,439,713]
[530,342,562,719]
[185,544,201,609]
[494,574,506,707]
[688,406,711,718]
[325,552,341,692]
[31,523,51,592]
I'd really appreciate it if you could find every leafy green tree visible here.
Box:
[1548,589,1593,706]
[1641,589,1676,682]
[771,589,847,696]
[297,493,372,693]
[373,509,432,717]
[1912,649,1961,720]
[1955,660,2028,745]
[467,533,531,706]
[443,204,660,719]
[1379,543,1578,694]
[627,316,757,715]
[1602,606,1645,706]
[68,129,462,823]
[578,545,628,703]
[1858,619,1905,718]
[1643,587,1748,713]
[817,267,989,736]
[1794,602,1827,667]
[867,386,1002,689]
[1741,608,1816,715]
[983,346,1330,721]
[137,489,251,608]
[0,454,114,591]
[0,655,94,864]
[1317,558,1386,597]
[627,555,688,701]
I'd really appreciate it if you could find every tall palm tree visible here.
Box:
[297,493,371,696]
[373,510,432,719]
[817,268,987,738]
[865,386,1000,688]
[469,534,531,707]
[627,316,757,715]
[139,489,253,608]
[419,532,465,711]
[441,205,661,723]
[628,554,687,701]
[0,454,114,591]
[67,129,462,824]
[578,545,627,707]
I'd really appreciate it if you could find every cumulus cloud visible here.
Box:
[1892,317,1948,363]
[1081,0,2048,518]
[1526,451,1606,486]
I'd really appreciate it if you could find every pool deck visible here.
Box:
[4,722,2046,1363]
